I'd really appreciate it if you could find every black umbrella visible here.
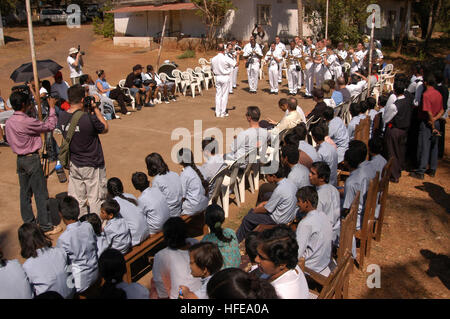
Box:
[10,59,63,83]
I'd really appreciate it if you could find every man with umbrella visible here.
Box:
[5,91,62,235]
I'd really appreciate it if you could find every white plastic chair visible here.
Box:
[195,66,210,90]
[118,79,135,110]
[222,157,244,215]
[171,69,186,95]
[202,65,215,87]
[237,148,259,204]
[208,166,230,218]
[198,58,211,67]
[181,71,202,98]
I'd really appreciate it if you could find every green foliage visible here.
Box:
[304,0,372,45]
[192,0,237,49]
[92,1,114,39]
[177,50,196,59]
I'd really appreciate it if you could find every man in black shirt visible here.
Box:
[57,84,108,216]
[125,64,153,109]
[384,79,412,182]
[307,88,327,121]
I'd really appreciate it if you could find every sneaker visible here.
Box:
[144,102,155,107]
[409,172,424,180]
[222,113,229,117]
[44,224,63,236]
[170,96,177,101]
[115,114,121,119]
[0,140,9,147]
[126,111,131,115]
[164,97,170,104]
[137,104,143,111]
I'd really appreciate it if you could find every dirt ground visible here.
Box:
[0,25,449,299]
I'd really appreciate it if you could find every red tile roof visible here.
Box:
[107,2,197,13]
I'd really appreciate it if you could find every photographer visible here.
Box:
[57,84,109,216]
[67,47,84,85]
[4,91,62,235]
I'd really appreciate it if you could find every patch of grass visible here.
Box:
[177,49,196,59]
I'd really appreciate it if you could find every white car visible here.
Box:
[39,8,86,26]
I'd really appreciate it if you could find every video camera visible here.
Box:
[83,95,100,113]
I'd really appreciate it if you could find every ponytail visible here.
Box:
[178,148,209,196]
[191,163,209,197]
[99,278,127,299]
[107,177,138,206]
[205,204,231,243]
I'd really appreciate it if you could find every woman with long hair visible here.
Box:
[107,177,149,246]
[177,148,209,216]
[95,69,132,115]
[145,152,183,217]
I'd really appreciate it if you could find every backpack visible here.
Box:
[58,110,84,169]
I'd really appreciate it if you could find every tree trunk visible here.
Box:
[396,0,410,54]
[424,0,441,47]
[297,0,303,38]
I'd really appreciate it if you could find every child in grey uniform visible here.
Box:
[57,195,99,294]
[19,223,75,298]
[0,249,33,299]
[79,213,109,258]
[100,199,132,255]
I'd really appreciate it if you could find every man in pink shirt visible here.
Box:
[5,91,62,235]
[410,73,444,180]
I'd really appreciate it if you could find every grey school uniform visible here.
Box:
[229,127,269,165]
[342,163,372,230]
[152,171,183,217]
[317,183,341,244]
[0,259,33,299]
[328,117,349,163]
[180,166,209,216]
[104,217,132,255]
[299,140,320,162]
[114,194,150,246]
[368,109,378,137]
[22,247,75,299]
[316,142,338,187]
[57,221,99,293]
[347,114,365,141]
[264,178,298,224]
[116,281,150,299]
[138,186,171,234]
[96,232,109,257]
[296,209,333,274]
[288,163,311,190]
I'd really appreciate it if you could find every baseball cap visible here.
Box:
[69,47,78,55]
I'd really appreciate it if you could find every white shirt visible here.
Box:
[67,55,83,78]
[347,80,367,97]
[383,93,399,125]
[242,43,263,64]
[351,50,366,73]
[271,265,309,299]
[265,50,282,67]
[286,48,301,66]
[211,52,236,76]
[142,72,162,86]
[275,42,286,56]
[337,49,348,65]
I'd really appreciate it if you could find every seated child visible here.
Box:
[19,223,75,298]
[57,195,99,294]
[100,199,132,255]
[179,242,223,299]
[132,172,170,235]
[98,248,149,299]
[79,213,109,257]
[107,177,149,245]
[296,186,333,276]
[311,124,338,186]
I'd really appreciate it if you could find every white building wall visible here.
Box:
[0,12,5,47]
[179,10,207,38]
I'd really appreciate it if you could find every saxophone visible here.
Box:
[298,46,307,70]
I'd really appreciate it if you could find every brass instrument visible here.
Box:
[298,46,306,70]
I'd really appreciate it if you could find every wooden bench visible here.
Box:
[371,158,393,242]
[253,220,298,233]
[354,116,371,159]
[124,212,209,283]
[355,172,380,269]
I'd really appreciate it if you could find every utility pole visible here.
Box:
[297,0,303,37]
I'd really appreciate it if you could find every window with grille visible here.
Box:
[257,5,271,25]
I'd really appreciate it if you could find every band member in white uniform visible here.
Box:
[336,42,348,75]
[349,42,367,74]
[303,37,316,98]
[274,36,286,83]
[295,36,305,90]
[211,43,236,118]
[231,38,242,90]
[265,42,283,94]
[286,40,301,96]
[243,36,263,94]
[324,46,342,80]
[313,40,327,89]
[226,43,238,94]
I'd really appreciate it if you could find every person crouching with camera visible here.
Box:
[5,91,62,235]
[57,84,109,216]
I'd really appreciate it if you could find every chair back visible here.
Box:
[159,73,168,82]
[373,158,393,241]
[119,79,126,88]
[354,117,370,153]
[318,251,353,299]
[209,165,229,203]
[181,71,191,83]
[337,191,359,266]
[172,69,182,79]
